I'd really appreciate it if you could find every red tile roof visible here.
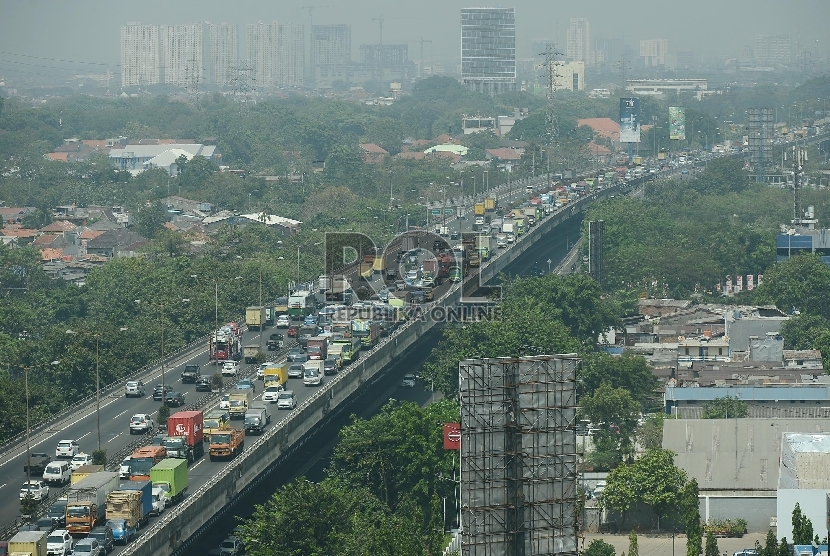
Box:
[396,151,426,160]
[32,234,59,246]
[359,143,389,155]
[45,152,70,162]
[79,230,106,240]
[0,228,38,238]
[39,248,64,261]
[40,221,77,232]
[486,148,522,160]
[578,118,620,141]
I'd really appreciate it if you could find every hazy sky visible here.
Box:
[1,0,827,77]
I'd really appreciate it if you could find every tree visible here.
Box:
[777,538,790,556]
[681,479,702,556]
[584,539,616,556]
[134,201,168,240]
[636,413,666,451]
[92,449,107,466]
[580,382,642,464]
[628,530,639,556]
[754,253,830,321]
[702,395,748,419]
[792,502,814,545]
[705,531,720,556]
[762,530,778,556]
[581,352,658,409]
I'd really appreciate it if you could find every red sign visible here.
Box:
[444,423,461,450]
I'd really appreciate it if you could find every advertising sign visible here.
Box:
[736,275,743,293]
[443,423,461,450]
[669,106,686,140]
[619,98,641,143]
[747,275,754,291]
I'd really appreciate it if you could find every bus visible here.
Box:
[288,290,315,318]
[129,445,167,481]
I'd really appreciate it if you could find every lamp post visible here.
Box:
[135,299,188,402]
[65,331,102,452]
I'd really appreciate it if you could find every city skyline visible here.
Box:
[1,0,827,87]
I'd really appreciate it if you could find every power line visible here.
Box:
[0,50,118,67]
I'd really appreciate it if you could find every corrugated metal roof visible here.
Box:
[666,384,830,402]
[779,433,830,489]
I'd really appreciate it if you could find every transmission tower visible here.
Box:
[541,44,564,189]
[789,143,809,226]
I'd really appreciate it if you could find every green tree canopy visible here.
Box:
[702,395,748,419]
[580,382,642,465]
[584,539,616,556]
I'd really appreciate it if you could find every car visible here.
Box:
[267,333,284,351]
[70,453,92,471]
[181,364,201,383]
[593,480,607,499]
[220,536,244,556]
[47,529,73,556]
[119,457,131,479]
[287,347,305,362]
[20,479,49,501]
[219,394,230,410]
[222,361,239,377]
[303,314,318,326]
[129,413,155,435]
[401,374,416,388]
[474,216,485,226]
[276,315,290,328]
[89,524,115,553]
[287,364,305,379]
[277,391,297,410]
[450,230,460,240]
[47,501,67,527]
[35,516,57,533]
[195,376,212,392]
[395,279,406,291]
[235,379,256,393]
[405,269,420,284]
[262,385,283,403]
[152,384,172,401]
[323,358,337,375]
[124,380,146,398]
[55,439,79,459]
[681,168,689,175]
[73,538,102,556]
[165,391,186,407]
[287,325,298,337]
[23,452,52,476]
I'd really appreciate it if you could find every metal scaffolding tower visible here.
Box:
[459,355,579,556]
[588,220,604,287]
[747,108,774,183]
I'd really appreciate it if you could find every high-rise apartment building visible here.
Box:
[206,22,238,87]
[359,44,411,83]
[313,24,351,66]
[121,23,160,87]
[460,8,516,96]
[278,23,304,87]
[755,35,791,67]
[566,18,590,65]
[640,38,668,67]
[160,23,203,87]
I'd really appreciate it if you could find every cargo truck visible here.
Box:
[502,220,515,242]
[352,320,379,348]
[150,458,188,505]
[522,206,537,226]
[129,446,167,481]
[475,236,490,260]
[263,364,288,389]
[8,531,48,556]
[372,255,386,275]
[514,217,526,236]
[273,296,289,316]
[332,336,360,364]
[303,360,324,386]
[209,428,245,461]
[228,388,254,420]
[243,344,261,364]
[244,404,271,435]
[71,464,104,485]
[65,471,119,535]
[245,306,267,331]
[165,410,205,463]
[306,336,328,360]
[484,197,497,211]
[319,274,332,293]
[474,202,485,216]
[106,481,152,530]
[202,409,230,443]
[264,306,274,326]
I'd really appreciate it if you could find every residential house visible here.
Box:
[359,143,389,164]
[109,143,220,175]
[85,229,147,259]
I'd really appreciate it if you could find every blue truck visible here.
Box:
[116,480,153,527]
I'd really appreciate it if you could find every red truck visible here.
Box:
[307,336,329,361]
[165,411,205,464]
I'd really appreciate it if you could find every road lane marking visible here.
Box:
[77,431,91,440]
[190,459,205,471]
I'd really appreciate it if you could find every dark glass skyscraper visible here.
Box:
[461,8,516,96]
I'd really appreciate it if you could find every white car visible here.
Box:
[43,461,71,485]
[70,453,92,471]
[124,380,146,398]
[222,361,239,377]
[47,529,73,556]
[474,216,485,226]
[262,385,283,403]
[276,315,290,328]
[55,439,79,459]
[20,479,49,501]
[119,457,131,479]
[219,394,230,410]
[257,363,270,380]
[276,391,297,410]
[129,413,155,435]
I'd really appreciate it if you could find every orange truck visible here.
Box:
[129,445,167,481]
[209,428,245,461]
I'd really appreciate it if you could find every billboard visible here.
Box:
[619,97,641,143]
[669,106,686,140]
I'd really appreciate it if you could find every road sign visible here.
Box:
[444,208,454,215]
[431,209,441,215]
[443,423,461,450]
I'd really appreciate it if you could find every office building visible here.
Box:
[755,35,791,67]
[566,18,590,65]
[460,8,516,96]
[313,24,351,66]
[359,43,412,83]
[121,23,160,87]
[278,23,304,87]
[206,22,238,87]
[160,23,204,88]
[640,38,668,67]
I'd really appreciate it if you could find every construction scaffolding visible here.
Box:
[587,220,604,287]
[747,108,774,183]
[459,355,579,556]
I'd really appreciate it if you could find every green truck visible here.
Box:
[332,337,361,364]
[150,458,188,506]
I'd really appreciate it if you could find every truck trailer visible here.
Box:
[64,471,119,535]
[165,410,205,463]
[149,458,188,505]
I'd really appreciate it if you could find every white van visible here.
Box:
[303,360,323,386]
[43,460,71,485]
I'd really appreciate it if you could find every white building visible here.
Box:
[278,23,304,88]
[756,35,791,67]
[247,22,279,89]
[160,23,204,88]
[640,38,668,67]
[777,433,830,542]
[206,22,238,87]
[566,18,590,65]
[121,23,160,87]
[625,78,708,99]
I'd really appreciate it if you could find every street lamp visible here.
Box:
[65,330,102,452]
[135,299,188,400]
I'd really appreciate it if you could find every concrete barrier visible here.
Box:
[121,185,610,556]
